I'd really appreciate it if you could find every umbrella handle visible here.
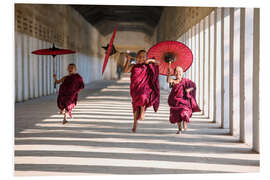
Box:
[168,61,172,74]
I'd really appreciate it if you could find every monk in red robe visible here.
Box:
[167,64,200,134]
[123,50,160,133]
[53,63,84,124]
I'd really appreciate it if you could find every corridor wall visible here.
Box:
[15,4,117,102]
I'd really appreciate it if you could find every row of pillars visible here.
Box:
[179,7,259,152]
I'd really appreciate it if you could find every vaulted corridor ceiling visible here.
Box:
[71,5,163,36]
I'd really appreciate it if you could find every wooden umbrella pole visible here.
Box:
[53,56,56,89]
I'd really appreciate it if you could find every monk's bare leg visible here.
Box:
[176,122,182,135]
[62,110,68,124]
[132,110,138,133]
[140,106,146,120]
[183,121,188,131]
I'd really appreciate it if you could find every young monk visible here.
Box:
[167,63,200,134]
[123,50,160,133]
[53,63,84,124]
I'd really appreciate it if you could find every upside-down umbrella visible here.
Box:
[32,43,76,88]
[102,26,118,75]
[147,40,193,76]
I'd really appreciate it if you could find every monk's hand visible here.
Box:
[168,68,171,75]
[125,54,131,61]
[145,59,152,64]
[186,88,194,93]
[53,74,57,80]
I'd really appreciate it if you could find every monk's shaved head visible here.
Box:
[174,66,184,79]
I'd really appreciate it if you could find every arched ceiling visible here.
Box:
[71,5,163,36]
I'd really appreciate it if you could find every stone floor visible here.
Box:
[14,75,259,176]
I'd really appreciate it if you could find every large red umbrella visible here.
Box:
[32,44,75,56]
[32,43,76,88]
[147,40,193,76]
[102,26,118,75]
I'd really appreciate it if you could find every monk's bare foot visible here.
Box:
[176,130,182,135]
[132,128,136,133]
[62,115,68,124]
[68,112,72,119]
[62,119,68,124]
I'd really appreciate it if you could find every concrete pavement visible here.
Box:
[14,75,259,176]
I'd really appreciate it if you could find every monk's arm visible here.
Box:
[167,68,173,84]
[123,55,134,73]
[145,59,160,65]
[185,80,196,93]
[167,61,173,84]
[53,75,65,84]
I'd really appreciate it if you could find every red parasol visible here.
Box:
[102,26,118,75]
[32,43,76,88]
[147,40,193,76]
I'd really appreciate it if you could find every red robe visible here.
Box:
[57,73,84,117]
[168,78,200,123]
[130,63,160,120]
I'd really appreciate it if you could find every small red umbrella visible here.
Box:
[147,40,193,76]
[32,43,76,88]
[102,26,118,75]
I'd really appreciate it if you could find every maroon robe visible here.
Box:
[168,78,200,123]
[57,73,84,117]
[130,63,160,120]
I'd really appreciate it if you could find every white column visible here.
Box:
[209,11,215,121]
[229,8,235,135]
[33,38,39,98]
[233,8,241,137]
[50,54,54,94]
[221,8,225,128]
[15,32,23,102]
[192,25,196,84]
[199,19,204,115]
[205,15,209,118]
[186,29,191,79]
[15,33,18,101]
[239,8,246,142]
[29,36,34,99]
[189,28,193,80]
[223,8,230,129]
[195,23,200,109]
[46,42,50,96]
[207,15,211,118]
[42,41,47,96]
[216,8,222,126]
[252,8,260,153]
[23,34,29,101]
[37,39,42,97]
[213,9,217,123]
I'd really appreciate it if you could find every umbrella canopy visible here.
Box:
[32,44,75,57]
[102,44,117,56]
[147,40,193,76]
[102,26,118,75]
[32,44,76,89]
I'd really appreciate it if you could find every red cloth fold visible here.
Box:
[130,63,160,120]
[57,73,84,117]
[168,78,200,123]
